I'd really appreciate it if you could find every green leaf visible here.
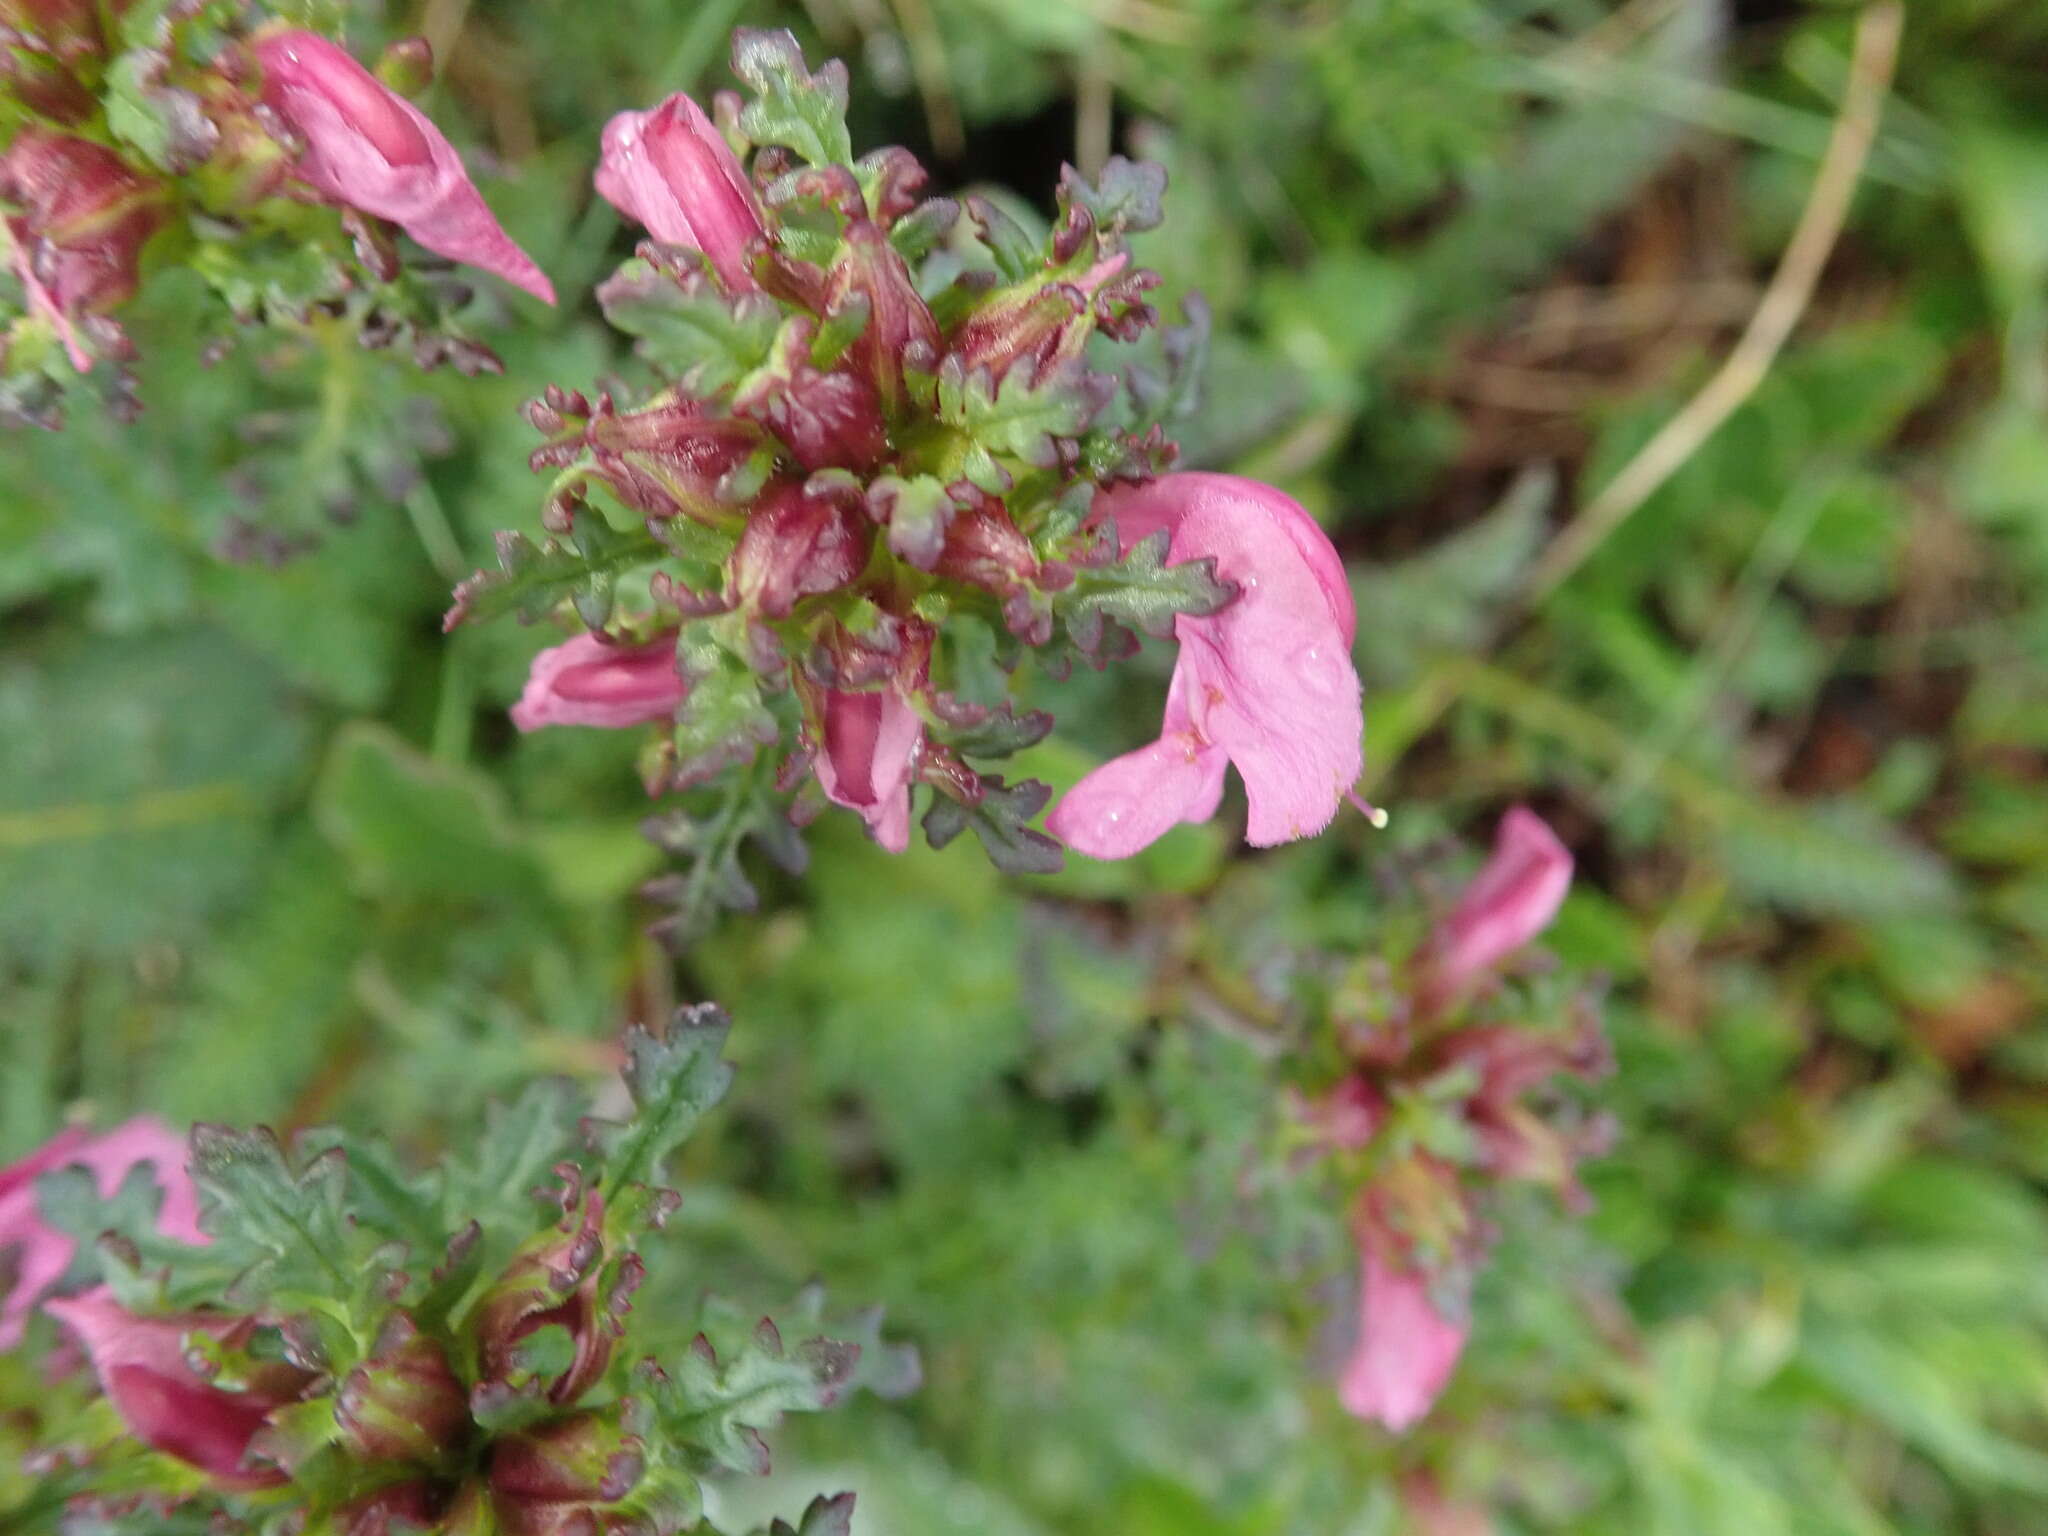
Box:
[1053,529,1233,652]
[186,1124,359,1306]
[731,28,853,167]
[443,523,662,630]
[922,777,1063,876]
[587,1005,737,1199]
[596,258,781,391]
[939,359,1107,469]
[647,1319,857,1476]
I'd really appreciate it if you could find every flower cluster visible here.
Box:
[453,29,1365,938]
[1,1010,909,1534]
[0,3,549,422]
[1294,809,1610,1431]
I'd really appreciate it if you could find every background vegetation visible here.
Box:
[4,1,2046,1531]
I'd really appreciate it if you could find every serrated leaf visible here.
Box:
[1054,528,1233,651]
[922,777,1063,876]
[443,524,662,630]
[731,29,853,167]
[649,1325,857,1477]
[187,1125,358,1303]
[1058,156,1168,235]
[597,258,781,391]
[587,1006,736,1199]
[940,360,1106,468]
[759,1492,858,1536]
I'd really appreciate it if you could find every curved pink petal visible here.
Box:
[0,1118,202,1349]
[255,30,554,303]
[510,633,686,733]
[815,685,922,853]
[1338,1246,1468,1432]
[595,94,764,291]
[1416,807,1572,1013]
[1045,671,1226,858]
[44,1290,293,1488]
[1053,473,1363,858]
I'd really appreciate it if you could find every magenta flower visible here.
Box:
[1338,1242,1469,1433]
[1415,806,1573,1015]
[814,685,922,854]
[0,1118,204,1349]
[44,1289,310,1488]
[595,93,766,291]
[1046,473,1363,859]
[253,29,555,304]
[510,633,687,733]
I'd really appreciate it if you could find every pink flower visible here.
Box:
[511,633,687,733]
[1047,473,1363,858]
[0,128,168,368]
[1415,807,1572,1015]
[815,685,922,853]
[0,1118,204,1349]
[595,93,766,291]
[1338,1243,1468,1433]
[43,1289,310,1488]
[253,29,555,304]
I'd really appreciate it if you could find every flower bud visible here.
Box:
[595,93,765,291]
[527,395,763,525]
[253,29,555,303]
[948,250,1152,388]
[511,634,687,734]
[489,1409,644,1509]
[0,129,167,318]
[810,676,924,855]
[729,482,866,619]
[822,220,939,414]
[44,1289,313,1488]
[472,1190,636,1407]
[732,322,886,473]
[334,1314,471,1466]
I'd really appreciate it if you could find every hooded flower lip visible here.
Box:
[1338,1242,1468,1433]
[1046,472,1363,859]
[814,683,922,854]
[595,92,766,291]
[0,1117,205,1348]
[511,633,687,733]
[44,1288,311,1488]
[1415,806,1573,1015]
[253,29,556,304]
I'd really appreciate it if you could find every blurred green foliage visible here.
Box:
[3,0,2047,1532]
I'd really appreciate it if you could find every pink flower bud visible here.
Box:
[729,482,867,618]
[1337,1243,1468,1433]
[489,1408,645,1509]
[595,93,766,291]
[1047,473,1362,859]
[948,251,1147,388]
[823,220,940,413]
[814,683,923,854]
[472,1191,636,1409]
[253,29,555,303]
[0,1118,204,1347]
[1415,807,1572,1014]
[43,1289,311,1488]
[0,129,167,357]
[334,1314,471,1465]
[511,633,687,733]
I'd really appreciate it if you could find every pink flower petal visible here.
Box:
[1417,806,1573,1012]
[1052,473,1363,858]
[510,633,686,733]
[255,30,554,304]
[815,685,922,853]
[1045,671,1226,858]
[0,1118,203,1349]
[595,94,765,291]
[44,1290,292,1488]
[1338,1245,1468,1432]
